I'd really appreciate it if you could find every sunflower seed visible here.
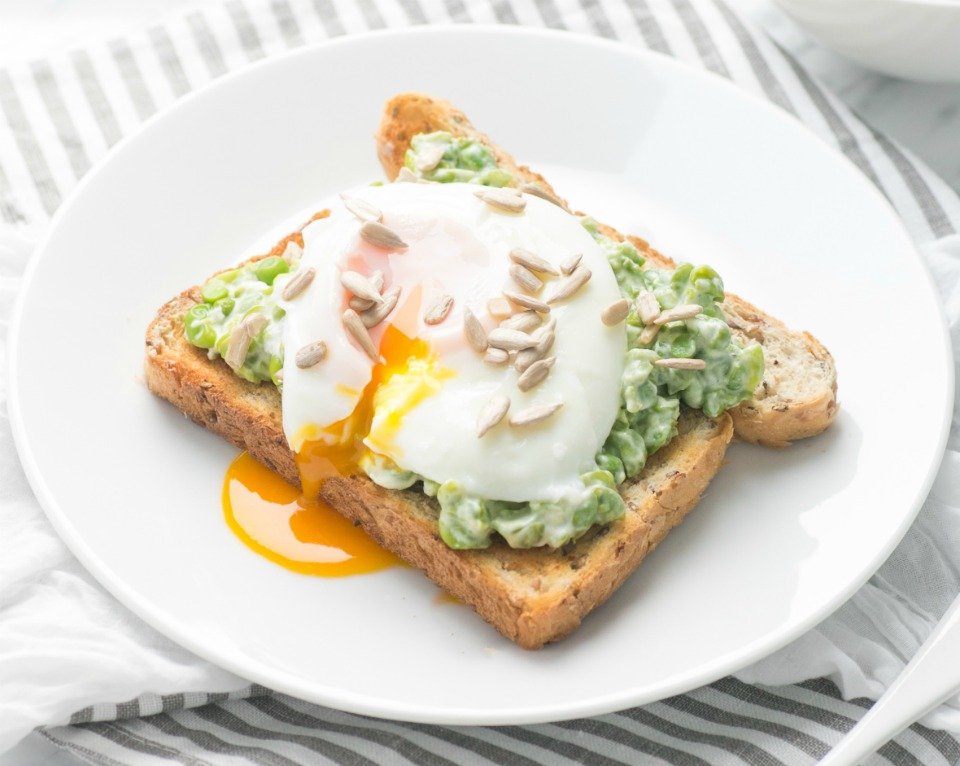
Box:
[463,307,488,352]
[639,323,660,345]
[424,294,454,325]
[361,285,401,328]
[396,167,419,183]
[488,328,537,352]
[560,252,582,275]
[281,240,303,264]
[349,296,375,311]
[509,263,543,294]
[500,310,541,333]
[532,324,556,356]
[477,395,511,438]
[487,296,514,318]
[359,221,407,250]
[340,194,382,223]
[475,188,526,213]
[514,345,543,373]
[509,247,559,276]
[483,347,509,365]
[636,290,661,324]
[654,304,703,325]
[546,265,591,304]
[343,309,381,361]
[504,290,550,314]
[281,266,316,301]
[655,357,706,370]
[370,270,384,292]
[295,340,328,369]
[517,357,556,392]
[415,144,446,173]
[601,299,630,326]
[340,270,384,304]
[509,401,563,428]
[519,182,566,210]
[224,314,268,370]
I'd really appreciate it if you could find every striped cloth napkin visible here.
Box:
[3,1,960,764]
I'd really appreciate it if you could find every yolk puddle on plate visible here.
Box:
[223,318,445,577]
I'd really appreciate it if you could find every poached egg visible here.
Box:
[276,182,626,505]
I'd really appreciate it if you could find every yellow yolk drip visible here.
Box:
[222,452,399,576]
[223,320,450,577]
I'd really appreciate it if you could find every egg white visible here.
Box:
[276,182,626,503]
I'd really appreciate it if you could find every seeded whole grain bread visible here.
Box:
[376,93,838,447]
[145,216,734,649]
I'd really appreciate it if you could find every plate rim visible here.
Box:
[7,24,955,725]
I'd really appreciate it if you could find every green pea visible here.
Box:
[479,168,513,187]
[201,278,228,303]
[220,297,235,316]
[254,256,289,286]
[184,306,216,348]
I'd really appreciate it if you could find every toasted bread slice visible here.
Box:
[145,218,733,649]
[376,93,838,447]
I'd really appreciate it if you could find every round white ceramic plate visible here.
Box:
[8,27,953,725]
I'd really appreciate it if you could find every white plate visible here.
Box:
[8,27,952,725]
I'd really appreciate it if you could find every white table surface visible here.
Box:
[0,1,957,763]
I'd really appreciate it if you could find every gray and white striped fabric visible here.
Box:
[4,0,960,764]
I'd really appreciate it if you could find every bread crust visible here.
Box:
[376,93,839,447]
[145,212,733,649]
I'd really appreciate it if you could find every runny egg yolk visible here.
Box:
[223,323,448,576]
[223,452,400,576]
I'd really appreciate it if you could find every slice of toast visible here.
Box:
[145,219,733,649]
[376,93,838,447]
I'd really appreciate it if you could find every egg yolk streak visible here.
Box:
[223,321,451,576]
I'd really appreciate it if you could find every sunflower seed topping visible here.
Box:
[509,247,560,276]
[519,182,566,210]
[504,291,550,314]
[359,220,408,250]
[514,346,542,373]
[474,188,526,213]
[295,340,328,369]
[601,299,630,326]
[340,270,384,304]
[360,285,401,328]
[654,304,703,325]
[488,328,537,351]
[500,310,541,333]
[343,309,381,361]
[423,294,454,325]
[546,265,591,304]
[340,194,382,223]
[370,270,384,292]
[655,357,707,370]
[487,296,514,318]
[484,347,509,365]
[639,324,661,345]
[225,314,268,371]
[560,252,582,275]
[509,401,563,428]
[636,290,661,324]
[396,167,419,183]
[509,263,543,294]
[349,296,375,312]
[463,307,488,352]
[415,144,446,173]
[477,395,511,438]
[517,357,556,392]
[281,266,316,301]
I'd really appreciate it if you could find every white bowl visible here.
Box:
[774,0,960,82]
